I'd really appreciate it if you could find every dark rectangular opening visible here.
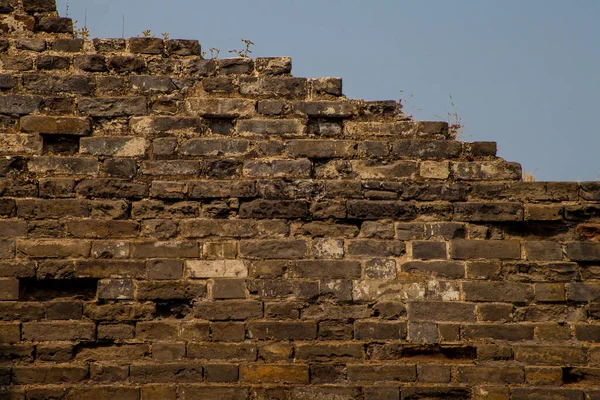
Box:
[19,278,98,301]
[41,134,80,155]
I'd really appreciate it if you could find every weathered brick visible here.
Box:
[0,95,43,114]
[289,260,361,279]
[65,220,139,238]
[452,161,522,180]
[462,324,534,341]
[347,239,405,257]
[450,240,521,260]
[76,259,142,278]
[347,364,416,382]
[187,342,257,361]
[80,137,147,157]
[510,388,584,400]
[20,116,90,135]
[65,387,139,400]
[28,156,99,175]
[355,321,407,340]
[568,283,600,302]
[240,240,308,259]
[247,321,316,340]
[98,279,135,300]
[17,239,90,258]
[78,97,147,117]
[457,366,524,384]
[240,364,309,384]
[408,301,476,322]
[186,98,255,118]
[454,202,523,222]
[187,260,247,278]
[293,100,355,117]
[12,365,88,384]
[243,159,311,178]
[514,345,587,366]
[23,74,92,94]
[131,362,202,383]
[240,200,308,219]
[193,300,262,320]
[463,281,533,302]
[347,200,416,220]
[180,219,286,238]
[137,281,206,300]
[0,134,42,155]
[22,321,95,341]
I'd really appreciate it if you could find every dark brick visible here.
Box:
[78,97,146,117]
[74,54,107,72]
[463,281,533,302]
[38,17,73,34]
[347,364,416,382]
[193,300,262,320]
[247,321,316,340]
[450,240,521,260]
[408,301,476,322]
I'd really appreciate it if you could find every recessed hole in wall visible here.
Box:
[19,278,98,301]
[41,134,80,155]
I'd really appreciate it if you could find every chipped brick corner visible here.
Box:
[1,1,600,399]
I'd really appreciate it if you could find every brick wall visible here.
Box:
[1,1,600,399]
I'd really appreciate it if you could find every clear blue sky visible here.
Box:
[56,0,600,182]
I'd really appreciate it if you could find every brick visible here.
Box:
[0,278,18,300]
[450,240,521,259]
[65,387,139,400]
[204,364,239,383]
[22,321,95,341]
[255,57,292,75]
[240,199,308,218]
[286,139,355,158]
[76,260,145,278]
[510,388,584,400]
[288,260,361,278]
[291,387,362,400]
[98,323,134,341]
[574,325,600,342]
[0,134,42,156]
[247,321,316,340]
[0,95,43,114]
[452,161,522,180]
[514,345,587,365]
[239,76,307,98]
[12,365,88,384]
[407,301,476,322]
[347,364,416,382]
[211,321,245,342]
[81,137,147,157]
[17,239,90,258]
[131,362,202,383]
[23,74,92,94]
[133,241,199,258]
[186,98,255,118]
[243,159,311,178]
[240,240,308,259]
[28,156,99,176]
[36,343,74,362]
[411,241,447,260]
[78,344,146,362]
[392,139,461,158]
[355,321,407,340]
[293,100,355,117]
[353,280,426,301]
[418,365,452,383]
[566,242,600,261]
[237,118,305,135]
[457,366,524,384]
[454,202,523,222]
[240,364,309,384]
[347,239,405,257]
[65,220,139,239]
[187,260,247,278]
[401,261,464,279]
[20,116,90,135]
[137,281,206,300]
[78,97,146,117]
[347,200,416,220]
[0,322,19,343]
[131,116,200,134]
[141,161,201,176]
[295,343,363,361]
[462,324,534,341]
[211,279,246,299]
[98,279,135,300]
[180,138,249,156]
[187,342,257,361]
[463,281,533,302]
[193,300,262,320]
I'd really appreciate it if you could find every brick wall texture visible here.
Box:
[1,1,600,399]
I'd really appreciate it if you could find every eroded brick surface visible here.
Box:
[0,2,598,397]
